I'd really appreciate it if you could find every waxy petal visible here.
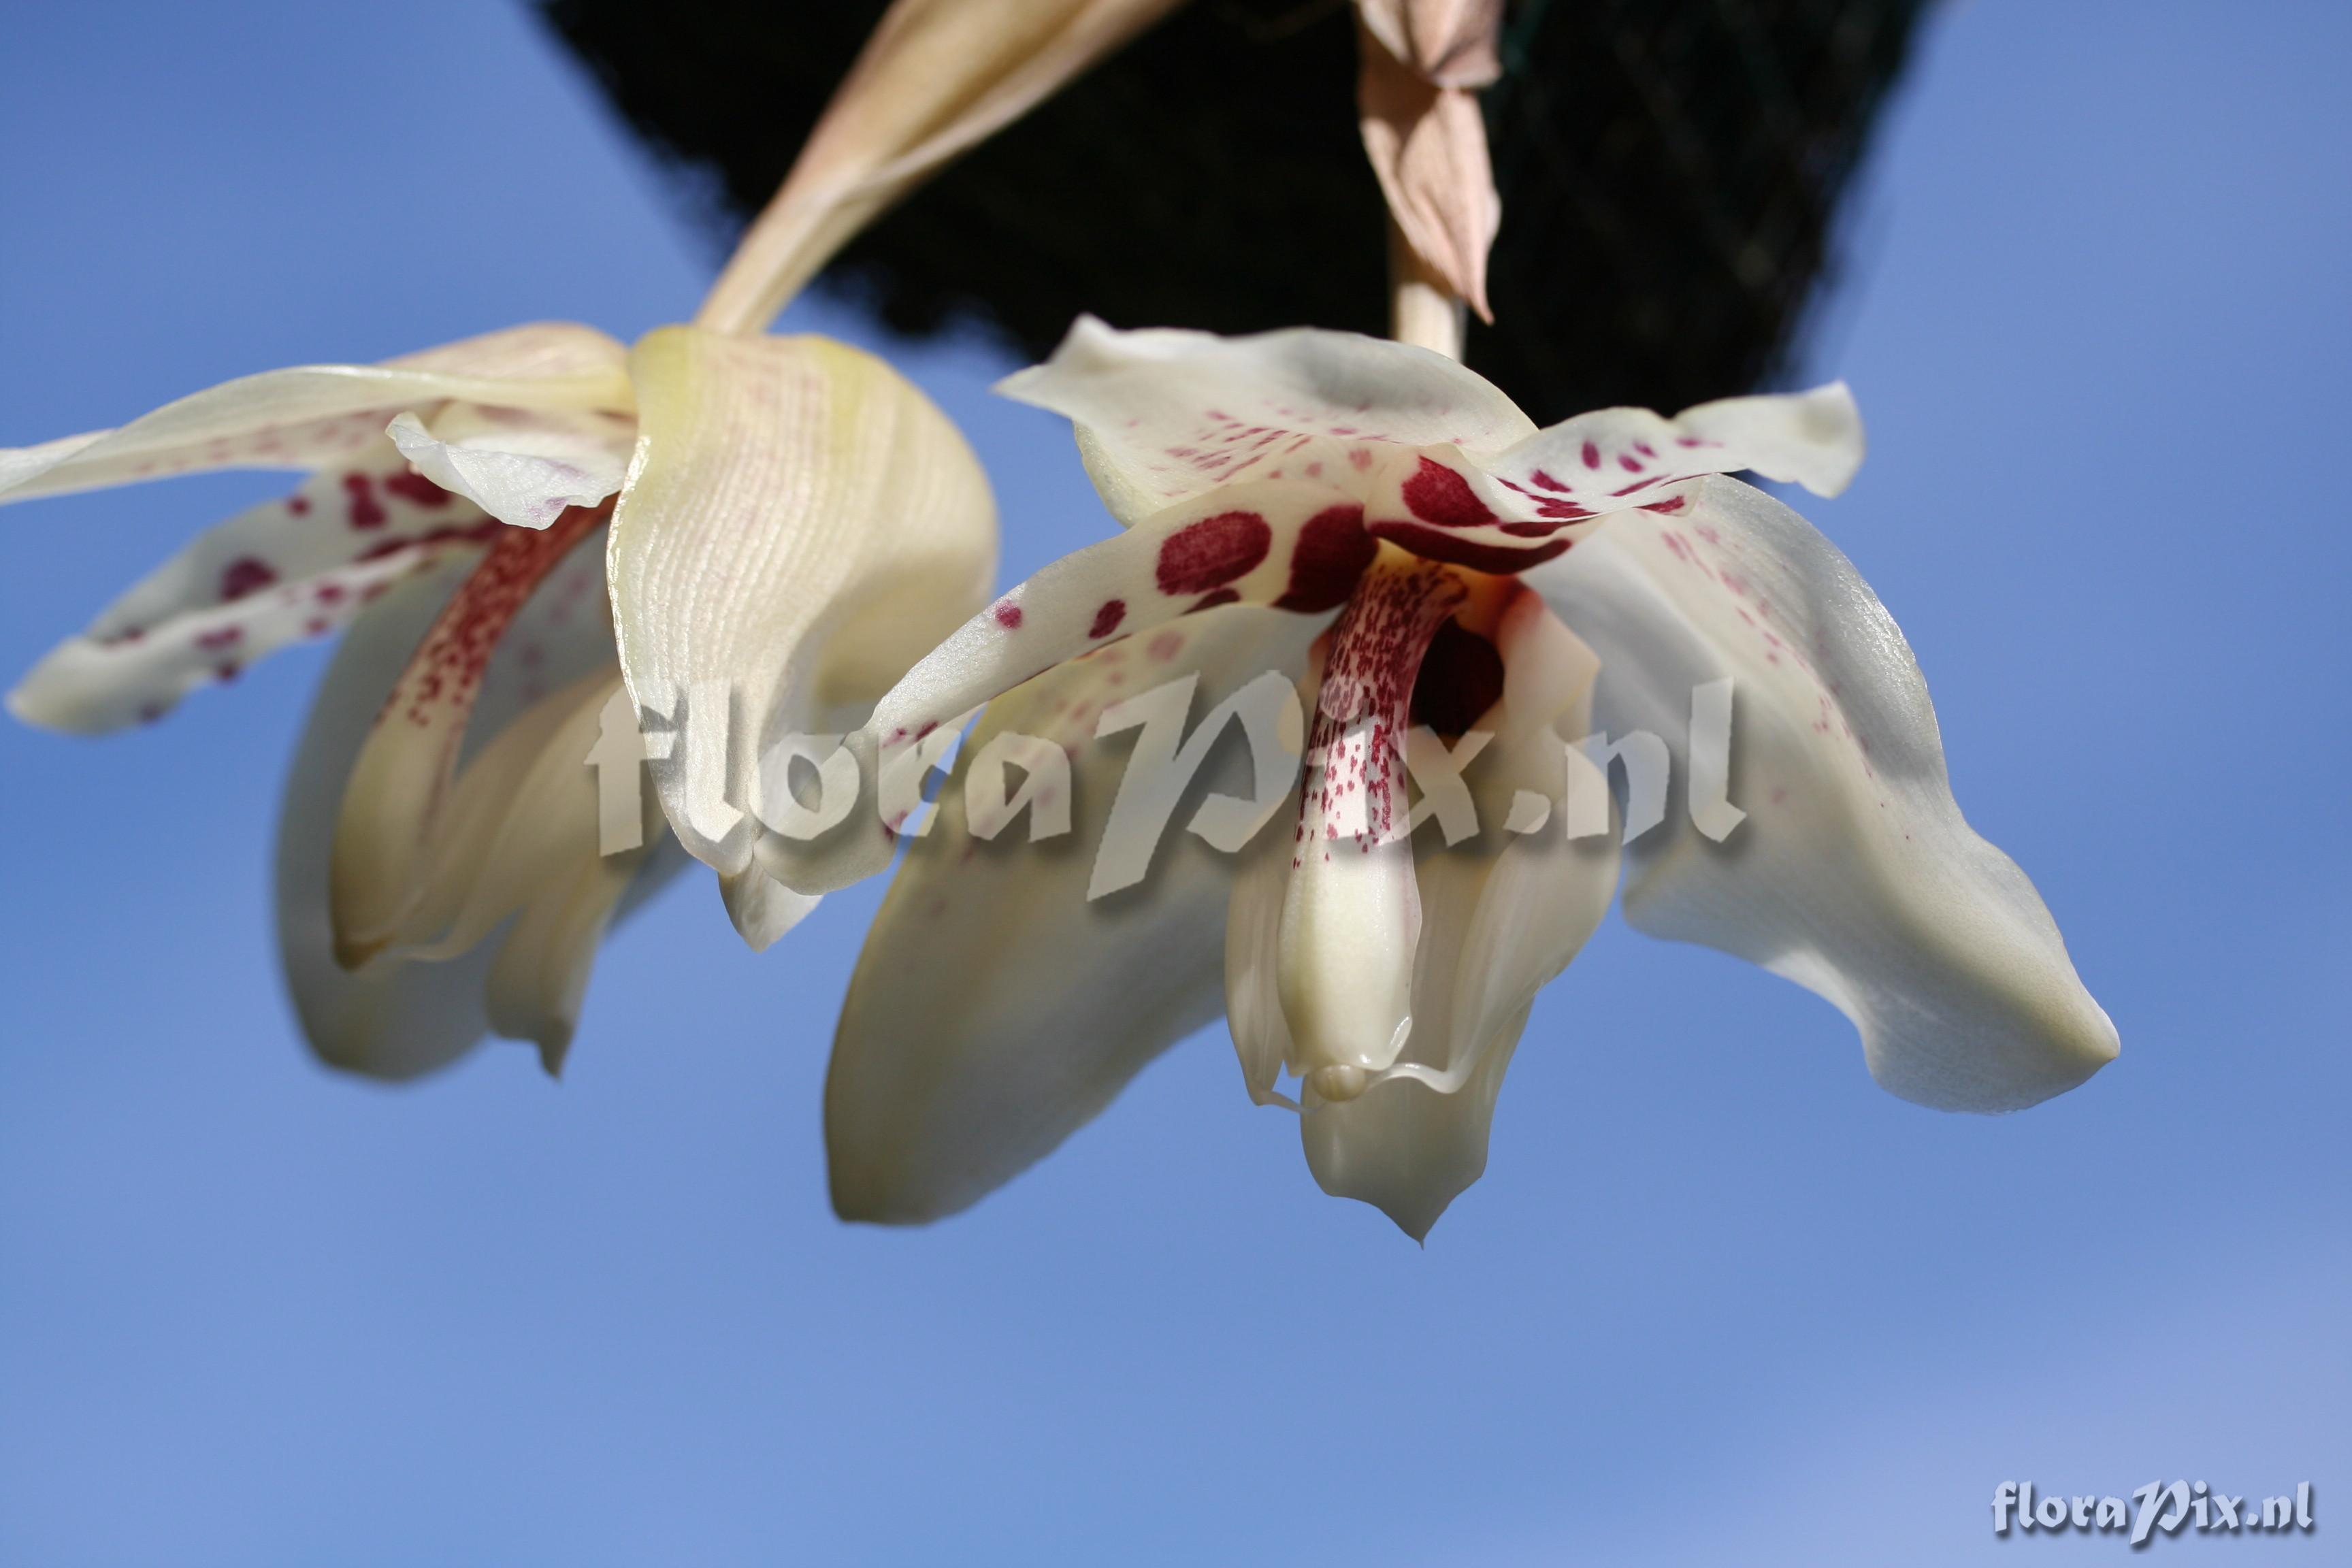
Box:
[698,0,1184,333]
[8,442,500,733]
[387,403,636,530]
[610,326,996,885]
[0,323,632,506]
[998,316,1537,525]
[330,504,611,966]
[828,606,1320,1222]
[1529,476,2117,1111]
[277,555,681,1079]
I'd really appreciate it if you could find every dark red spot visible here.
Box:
[993,602,1024,630]
[1581,442,1601,470]
[1411,619,1506,737]
[1642,496,1687,514]
[1273,504,1375,612]
[344,472,387,530]
[384,469,453,507]
[1529,470,1569,493]
[218,556,276,602]
[1634,442,1657,459]
[1498,520,1567,538]
[1156,510,1271,595]
[1367,520,1571,575]
[196,626,244,651]
[1619,454,1645,473]
[915,720,938,740]
[315,582,348,604]
[1401,456,1496,529]
[286,495,311,516]
[1088,599,1127,639]
[1534,499,1593,520]
[1187,587,1241,613]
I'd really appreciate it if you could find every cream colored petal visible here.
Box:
[330,506,612,966]
[1529,476,2118,1112]
[826,605,1319,1224]
[719,865,821,953]
[609,326,996,887]
[387,402,636,530]
[8,440,497,734]
[698,0,1185,333]
[279,540,681,1080]
[0,323,632,506]
[998,315,1537,525]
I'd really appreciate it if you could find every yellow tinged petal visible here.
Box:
[610,326,996,881]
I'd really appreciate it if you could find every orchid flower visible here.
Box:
[801,317,2119,1238]
[1,0,1179,1079]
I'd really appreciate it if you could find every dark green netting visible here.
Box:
[537,0,1925,424]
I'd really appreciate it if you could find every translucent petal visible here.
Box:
[610,327,996,884]
[0,323,632,505]
[996,315,1537,524]
[330,505,610,965]
[278,532,680,1080]
[1358,44,1499,317]
[826,604,1319,1223]
[1529,476,2118,1111]
[387,402,636,530]
[9,440,498,733]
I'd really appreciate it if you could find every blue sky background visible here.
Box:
[1,3,2345,1563]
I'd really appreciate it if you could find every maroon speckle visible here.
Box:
[1147,630,1184,662]
[344,472,387,529]
[304,617,332,636]
[384,469,453,508]
[196,626,244,651]
[1581,442,1601,470]
[1411,619,1506,737]
[214,662,242,683]
[1088,600,1127,640]
[315,582,348,605]
[1155,510,1271,595]
[993,602,1025,630]
[1367,520,1571,575]
[1400,456,1496,529]
[1642,496,1687,514]
[1618,454,1645,473]
[1187,588,1242,613]
[1273,504,1375,612]
[915,720,938,740]
[1529,470,1569,493]
[286,495,312,516]
[1634,442,1657,459]
[218,556,277,602]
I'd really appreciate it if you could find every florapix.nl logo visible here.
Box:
[579,672,1752,893]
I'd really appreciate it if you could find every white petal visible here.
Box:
[0,323,632,505]
[387,402,635,529]
[827,605,1320,1223]
[1430,383,1872,555]
[996,316,1538,524]
[1528,476,2118,1111]
[330,506,612,965]
[719,865,821,953]
[8,441,498,733]
[697,0,1186,333]
[609,327,997,884]
[278,532,680,1080]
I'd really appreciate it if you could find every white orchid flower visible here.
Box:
[806,316,2119,1238]
[1,0,1182,1079]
